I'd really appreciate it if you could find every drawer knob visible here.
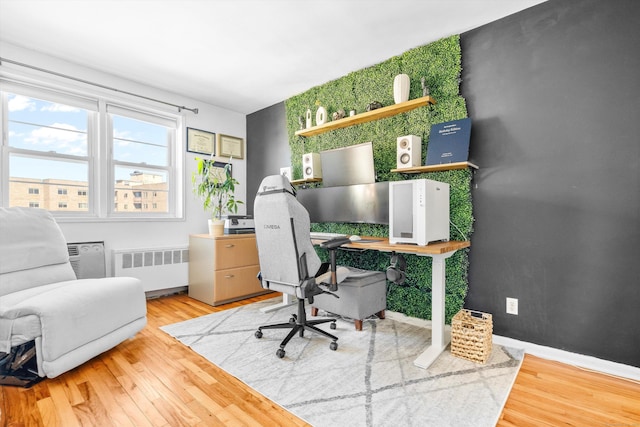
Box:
[225,244,235,248]
[225,274,235,279]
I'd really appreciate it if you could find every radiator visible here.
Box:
[112,246,189,292]
[67,241,106,279]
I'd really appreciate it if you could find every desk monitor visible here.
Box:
[297,181,389,224]
[320,142,375,187]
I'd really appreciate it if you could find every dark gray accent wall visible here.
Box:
[246,102,289,214]
[246,0,640,367]
[462,0,640,367]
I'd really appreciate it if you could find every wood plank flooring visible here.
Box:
[1,292,639,426]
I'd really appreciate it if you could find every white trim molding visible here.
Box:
[493,335,640,382]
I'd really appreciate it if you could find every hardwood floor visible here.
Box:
[1,293,639,426]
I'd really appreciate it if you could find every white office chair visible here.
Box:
[253,175,385,358]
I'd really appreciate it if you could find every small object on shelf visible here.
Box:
[306,108,312,128]
[332,109,345,121]
[349,109,356,116]
[421,77,430,97]
[366,101,383,111]
[298,116,304,130]
[393,74,410,104]
[451,309,493,364]
[316,106,327,125]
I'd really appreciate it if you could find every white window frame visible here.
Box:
[0,77,184,221]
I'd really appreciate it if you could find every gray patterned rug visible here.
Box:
[161,298,523,427]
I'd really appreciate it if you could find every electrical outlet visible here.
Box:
[506,297,518,315]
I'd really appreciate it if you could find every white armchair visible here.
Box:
[0,207,147,385]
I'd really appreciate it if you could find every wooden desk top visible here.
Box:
[313,237,470,255]
[190,234,469,255]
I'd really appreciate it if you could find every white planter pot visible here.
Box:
[393,74,410,104]
[208,219,225,236]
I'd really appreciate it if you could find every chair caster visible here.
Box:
[255,330,263,339]
[330,322,337,330]
[330,341,338,351]
[289,314,297,324]
[276,348,285,358]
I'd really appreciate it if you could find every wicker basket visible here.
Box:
[451,309,493,364]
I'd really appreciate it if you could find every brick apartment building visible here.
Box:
[9,172,168,213]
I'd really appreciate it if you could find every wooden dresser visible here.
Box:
[188,233,270,306]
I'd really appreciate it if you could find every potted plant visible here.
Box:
[192,157,243,236]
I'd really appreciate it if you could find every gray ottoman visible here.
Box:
[311,269,387,330]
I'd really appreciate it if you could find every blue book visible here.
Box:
[426,118,472,164]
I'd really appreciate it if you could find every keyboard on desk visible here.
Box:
[309,232,347,240]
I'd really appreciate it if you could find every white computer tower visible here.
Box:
[389,179,450,246]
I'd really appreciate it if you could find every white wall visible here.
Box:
[1,42,247,283]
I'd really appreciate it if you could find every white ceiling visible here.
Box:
[0,0,546,114]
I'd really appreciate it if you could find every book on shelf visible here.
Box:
[426,118,472,165]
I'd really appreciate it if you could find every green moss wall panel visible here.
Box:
[284,35,473,323]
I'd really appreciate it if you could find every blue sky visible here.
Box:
[7,94,168,182]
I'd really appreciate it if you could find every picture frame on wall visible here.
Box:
[209,161,232,183]
[217,134,244,159]
[187,127,216,155]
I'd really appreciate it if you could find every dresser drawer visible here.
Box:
[214,237,259,270]
[213,265,262,303]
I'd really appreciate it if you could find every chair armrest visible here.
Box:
[319,236,350,250]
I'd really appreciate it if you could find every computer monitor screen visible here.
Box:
[320,142,375,187]
[297,181,389,224]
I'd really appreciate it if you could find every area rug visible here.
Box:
[161,298,523,427]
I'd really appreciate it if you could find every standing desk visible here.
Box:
[329,237,470,369]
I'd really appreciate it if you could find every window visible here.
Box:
[108,105,175,215]
[3,86,93,213]
[1,79,183,219]
[29,202,39,208]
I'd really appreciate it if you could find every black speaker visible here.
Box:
[386,253,407,285]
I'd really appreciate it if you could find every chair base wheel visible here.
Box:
[330,341,338,351]
[276,348,285,358]
[255,330,263,339]
[330,322,336,330]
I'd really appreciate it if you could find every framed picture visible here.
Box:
[187,127,216,155]
[217,134,244,159]
[209,161,231,183]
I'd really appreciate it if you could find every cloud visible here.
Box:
[8,95,36,112]
[25,123,87,155]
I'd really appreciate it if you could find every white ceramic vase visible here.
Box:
[315,106,327,125]
[305,108,312,128]
[393,74,410,104]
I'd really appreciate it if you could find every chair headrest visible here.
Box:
[257,174,296,197]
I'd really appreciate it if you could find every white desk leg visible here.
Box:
[414,252,453,369]
[260,293,296,313]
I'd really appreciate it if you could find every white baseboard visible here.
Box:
[492,335,640,382]
[387,311,640,382]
